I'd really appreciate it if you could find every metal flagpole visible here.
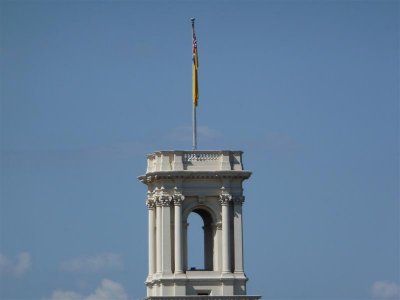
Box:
[193,100,197,150]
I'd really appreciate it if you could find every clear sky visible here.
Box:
[0,1,398,299]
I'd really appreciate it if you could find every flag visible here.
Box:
[192,22,199,106]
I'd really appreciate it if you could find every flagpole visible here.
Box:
[193,99,197,150]
[191,17,197,151]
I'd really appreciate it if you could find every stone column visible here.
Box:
[212,222,222,271]
[173,194,184,274]
[146,196,156,278]
[220,194,232,273]
[155,197,162,274]
[233,196,245,273]
[160,195,172,274]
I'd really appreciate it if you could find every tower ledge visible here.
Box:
[138,171,251,185]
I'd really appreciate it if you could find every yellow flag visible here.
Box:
[192,23,199,106]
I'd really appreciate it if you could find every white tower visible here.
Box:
[139,150,261,299]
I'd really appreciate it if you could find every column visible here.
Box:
[160,195,172,274]
[155,198,162,274]
[146,197,156,278]
[220,194,232,273]
[233,196,245,273]
[173,194,184,274]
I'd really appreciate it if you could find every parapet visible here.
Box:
[145,150,245,173]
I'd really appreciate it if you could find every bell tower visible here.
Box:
[139,150,261,299]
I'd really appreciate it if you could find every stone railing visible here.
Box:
[146,151,244,173]
[183,152,220,162]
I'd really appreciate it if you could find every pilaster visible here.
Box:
[233,196,245,274]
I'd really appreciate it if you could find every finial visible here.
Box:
[191,18,195,25]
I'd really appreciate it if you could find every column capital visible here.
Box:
[219,193,232,206]
[159,195,172,207]
[146,198,155,209]
[154,188,173,206]
[173,193,185,206]
[146,192,155,209]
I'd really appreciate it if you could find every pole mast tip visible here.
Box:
[191,18,195,23]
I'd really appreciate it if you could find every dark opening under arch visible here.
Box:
[187,208,214,271]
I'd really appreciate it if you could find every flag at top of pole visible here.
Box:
[192,18,199,107]
[191,18,199,150]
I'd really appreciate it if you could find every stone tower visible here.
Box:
[139,150,260,299]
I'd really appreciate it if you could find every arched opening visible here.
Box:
[187,213,203,269]
[186,208,214,271]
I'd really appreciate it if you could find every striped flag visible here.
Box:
[192,22,199,106]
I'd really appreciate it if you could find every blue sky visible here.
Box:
[0,1,398,299]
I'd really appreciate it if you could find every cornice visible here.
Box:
[138,170,252,185]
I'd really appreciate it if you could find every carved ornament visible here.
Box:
[219,193,232,206]
[159,195,172,207]
[146,199,155,209]
[146,192,155,209]
[173,193,185,206]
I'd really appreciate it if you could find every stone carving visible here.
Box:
[146,199,155,209]
[154,187,172,207]
[183,152,220,162]
[219,193,232,206]
[159,195,172,207]
[146,192,155,209]
[155,197,162,207]
[173,193,185,206]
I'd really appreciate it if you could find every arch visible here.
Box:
[187,212,203,269]
[184,205,216,271]
[182,203,217,225]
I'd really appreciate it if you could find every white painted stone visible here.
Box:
[139,150,260,299]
